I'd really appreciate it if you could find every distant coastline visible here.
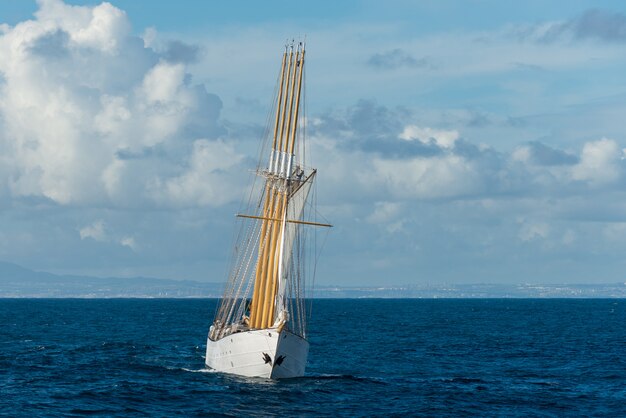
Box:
[1,261,625,298]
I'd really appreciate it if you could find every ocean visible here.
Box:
[1,299,625,416]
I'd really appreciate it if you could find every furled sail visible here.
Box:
[206,40,332,379]
[275,171,315,325]
[209,41,329,343]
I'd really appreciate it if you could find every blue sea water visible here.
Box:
[1,299,625,416]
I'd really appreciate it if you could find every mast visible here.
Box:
[287,47,305,176]
[211,41,329,339]
[269,47,288,172]
[249,42,306,329]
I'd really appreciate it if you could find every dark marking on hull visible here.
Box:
[262,352,272,365]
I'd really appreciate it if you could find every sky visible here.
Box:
[1,0,626,285]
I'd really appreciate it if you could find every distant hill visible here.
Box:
[0,261,223,298]
[1,261,626,298]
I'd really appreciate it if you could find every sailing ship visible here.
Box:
[205,41,330,379]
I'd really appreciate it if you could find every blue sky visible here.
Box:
[1,0,626,285]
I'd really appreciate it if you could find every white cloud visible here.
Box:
[0,0,229,207]
[34,0,131,53]
[309,103,626,206]
[79,220,106,241]
[79,220,138,251]
[120,236,137,251]
[94,95,131,136]
[2,1,626,285]
[571,138,622,185]
[511,145,532,163]
[142,27,157,49]
[142,61,186,103]
[100,158,125,197]
[151,139,243,207]
[372,154,481,199]
[399,125,459,149]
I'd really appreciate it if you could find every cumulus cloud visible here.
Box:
[302,100,626,283]
[0,0,232,208]
[571,138,622,185]
[161,40,201,64]
[512,142,578,166]
[78,219,138,251]
[372,154,482,199]
[35,0,131,53]
[150,139,243,207]
[79,220,106,241]
[3,0,626,284]
[399,125,459,149]
[309,101,626,205]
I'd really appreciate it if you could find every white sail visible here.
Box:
[275,172,315,323]
[205,41,329,379]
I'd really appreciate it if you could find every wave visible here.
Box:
[303,373,387,385]
[441,377,487,384]
[181,367,217,373]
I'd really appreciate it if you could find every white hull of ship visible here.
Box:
[205,328,308,379]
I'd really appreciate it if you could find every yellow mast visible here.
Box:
[249,187,274,328]
[249,48,288,328]
[260,191,286,328]
[249,42,307,329]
